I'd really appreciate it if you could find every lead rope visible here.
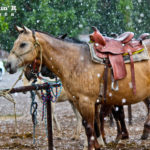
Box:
[30,87,38,144]
[41,83,53,139]
[103,59,109,104]
[0,69,24,134]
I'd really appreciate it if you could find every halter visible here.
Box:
[10,30,43,73]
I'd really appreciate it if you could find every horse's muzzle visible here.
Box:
[5,62,17,74]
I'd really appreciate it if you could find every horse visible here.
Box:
[24,48,150,145]
[0,60,5,81]
[5,26,150,150]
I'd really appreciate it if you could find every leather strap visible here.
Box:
[103,59,109,103]
[128,50,136,94]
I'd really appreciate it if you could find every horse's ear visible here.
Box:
[15,25,24,33]
[22,26,32,33]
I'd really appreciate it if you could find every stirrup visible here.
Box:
[111,81,119,91]
[111,68,119,91]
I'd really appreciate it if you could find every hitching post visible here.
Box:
[1,83,61,150]
[47,98,53,150]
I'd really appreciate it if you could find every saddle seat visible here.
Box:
[89,27,148,95]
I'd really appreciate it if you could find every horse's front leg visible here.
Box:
[95,103,105,146]
[79,98,100,150]
[70,101,82,140]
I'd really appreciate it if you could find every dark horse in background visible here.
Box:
[5,26,150,150]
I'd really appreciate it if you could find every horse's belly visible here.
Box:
[105,80,150,105]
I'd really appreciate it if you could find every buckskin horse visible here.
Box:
[5,26,150,150]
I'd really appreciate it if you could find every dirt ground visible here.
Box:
[0,71,150,150]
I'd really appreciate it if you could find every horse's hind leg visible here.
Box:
[109,113,114,127]
[112,106,128,142]
[128,105,132,125]
[118,106,129,139]
[111,106,122,142]
[99,104,112,143]
[141,97,150,139]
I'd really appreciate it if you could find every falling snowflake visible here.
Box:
[91,136,95,141]
[97,73,100,78]
[95,43,99,46]
[109,93,112,97]
[96,99,100,103]
[84,97,89,101]
[140,13,144,17]
[80,56,84,61]
[122,98,126,104]
[79,24,83,28]
[115,107,119,111]
[128,82,133,88]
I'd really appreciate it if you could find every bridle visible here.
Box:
[10,30,43,73]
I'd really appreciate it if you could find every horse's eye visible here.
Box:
[20,43,26,48]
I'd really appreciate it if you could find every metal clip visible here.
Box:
[111,80,119,91]
[111,68,119,91]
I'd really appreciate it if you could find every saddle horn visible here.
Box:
[91,26,98,31]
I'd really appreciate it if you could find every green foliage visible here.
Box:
[0,0,150,52]
[116,0,134,32]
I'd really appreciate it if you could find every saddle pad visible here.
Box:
[88,43,150,64]
[88,43,104,64]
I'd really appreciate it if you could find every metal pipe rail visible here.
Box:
[1,83,61,150]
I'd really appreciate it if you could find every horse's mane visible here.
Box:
[35,30,88,45]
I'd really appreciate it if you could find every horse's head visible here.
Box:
[24,62,56,81]
[5,26,39,74]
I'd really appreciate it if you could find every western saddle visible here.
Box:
[89,26,149,101]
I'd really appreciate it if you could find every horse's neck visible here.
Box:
[37,33,88,78]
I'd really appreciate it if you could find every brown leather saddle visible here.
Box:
[89,26,149,97]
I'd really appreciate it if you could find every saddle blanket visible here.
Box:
[88,42,150,64]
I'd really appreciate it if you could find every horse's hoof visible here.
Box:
[121,133,129,139]
[115,134,122,143]
[83,147,88,150]
[55,136,61,140]
[97,136,105,146]
[71,135,80,140]
[141,124,150,140]
[55,133,62,140]
[141,134,148,140]
[141,131,149,140]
